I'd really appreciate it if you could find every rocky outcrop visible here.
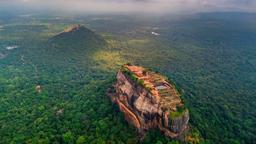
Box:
[108,64,189,139]
[63,24,83,33]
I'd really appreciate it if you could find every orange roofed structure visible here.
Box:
[123,64,182,111]
[109,64,189,139]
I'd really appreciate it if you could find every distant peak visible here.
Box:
[49,24,106,48]
[52,24,95,39]
[63,24,85,33]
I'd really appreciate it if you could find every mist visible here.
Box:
[1,0,256,14]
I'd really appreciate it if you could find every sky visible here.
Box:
[1,0,256,14]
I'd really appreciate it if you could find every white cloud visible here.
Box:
[1,0,256,13]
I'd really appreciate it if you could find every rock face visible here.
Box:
[109,64,189,139]
[35,85,42,93]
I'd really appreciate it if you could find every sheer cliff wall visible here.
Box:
[109,65,189,139]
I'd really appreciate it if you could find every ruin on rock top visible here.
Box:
[108,64,189,139]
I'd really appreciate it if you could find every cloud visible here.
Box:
[1,0,256,14]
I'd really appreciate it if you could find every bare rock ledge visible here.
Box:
[108,64,189,140]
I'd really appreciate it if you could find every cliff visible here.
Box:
[108,64,189,139]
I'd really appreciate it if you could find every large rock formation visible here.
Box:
[109,64,189,139]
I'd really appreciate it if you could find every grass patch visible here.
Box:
[169,105,188,120]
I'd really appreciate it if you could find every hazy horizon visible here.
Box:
[1,0,256,14]
[1,1,256,143]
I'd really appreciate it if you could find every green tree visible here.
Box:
[155,140,163,144]
[76,136,86,144]
[62,131,74,144]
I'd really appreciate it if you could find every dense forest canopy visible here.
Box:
[0,12,255,143]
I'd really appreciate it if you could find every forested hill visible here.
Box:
[49,25,106,47]
[34,25,109,68]
[0,23,138,143]
[1,13,256,143]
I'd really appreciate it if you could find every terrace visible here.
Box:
[122,64,182,111]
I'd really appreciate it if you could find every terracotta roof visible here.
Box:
[123,64,182,110]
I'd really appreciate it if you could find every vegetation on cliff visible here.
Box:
[121,65,147,89]
[0,13,255,143]
[169,106,188,120]
[111,65,190,141]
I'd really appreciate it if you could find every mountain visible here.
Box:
[49,24,106,51]
[42,25,107,67]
